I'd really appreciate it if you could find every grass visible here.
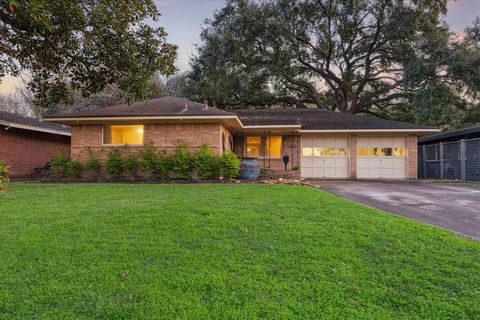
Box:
[0,183,479,319]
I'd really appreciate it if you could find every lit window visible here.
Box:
[267,136,282,158]
[302,148,313,156]
[393,147,406,157]
[246,136,262,157]
[319,148,348,156]
[358,147,406,157]
[103,125,144,145]
[245,136,282,158]
[358,148,370,157]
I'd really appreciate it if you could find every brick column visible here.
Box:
[407,135,418,179]
[350,135,358,179]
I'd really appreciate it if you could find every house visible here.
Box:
[45,96,437,180]
[418,124,480,181]
[0,111,71,177]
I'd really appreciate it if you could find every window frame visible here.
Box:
[102,124,145,146]
[244,135,283,159]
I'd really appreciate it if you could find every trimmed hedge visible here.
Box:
[47,141,241,181]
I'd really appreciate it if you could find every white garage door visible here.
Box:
[357,137,407,179]
[301,137,349,178]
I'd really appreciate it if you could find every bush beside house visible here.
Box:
[0,160,10,194]
[47,141,240,182]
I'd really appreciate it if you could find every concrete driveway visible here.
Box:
[312,181,480,240]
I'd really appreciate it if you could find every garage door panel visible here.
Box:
[312,167,323,177]
[302,157,313,167]
[392,158,406,166]
[312,158,324,167]
[381,158,394,168]
[301,167,313,177]
[301,137,349,178]
[357,136,407,179]
[302,138,313,147]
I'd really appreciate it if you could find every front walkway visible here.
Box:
[312,180,480,240]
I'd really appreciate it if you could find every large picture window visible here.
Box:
[103,125,144,145]
[246,136,282,158]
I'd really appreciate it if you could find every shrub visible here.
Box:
[139,143,158,180]
[194,143,220,180]
[0,160,10,194]
[260,167,270,174]
[157,150,172,180]
[124,155,137,178]
[66,160,83,178]
[292,165,300,171]
[220,152,240,179]
[49,152,70,178]
[171,140,194,179]
[83,148,101,178]
[106,148,123,179]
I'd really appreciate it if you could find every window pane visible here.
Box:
[313,147,322,156]
[246,136,261,157]
[383,147,393,156]
[104,125,144,145]
[371,147,383,156]
[393,147,406,157]
[321,147,348,156]
[267,136,282,158]
[358,147,369,157]
[302,148,313,156]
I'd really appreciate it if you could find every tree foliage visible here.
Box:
[188,0,480,128]
[0,0,177,111]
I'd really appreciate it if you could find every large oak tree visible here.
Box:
[0,0,177,111]
[188,0,479,127]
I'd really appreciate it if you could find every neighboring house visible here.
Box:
[0,111,71,177]
[418,124,480,181]
[45,96,437,180]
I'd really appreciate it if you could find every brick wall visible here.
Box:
[71,123,225,161]
[233,134,301,171]
[350,135,358,179]
[407,134,418,179]
[0,127,70,177]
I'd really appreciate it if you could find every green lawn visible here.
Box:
[0,183,479,319]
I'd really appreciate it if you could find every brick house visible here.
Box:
[0,111,71,177]
[45,96,437,180]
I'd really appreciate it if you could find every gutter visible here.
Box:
[299,129,439,133]
[0,119,71,136]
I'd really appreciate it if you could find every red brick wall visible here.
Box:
[233,134,301,171]
[407,134,418,179]
[0,127,70,177]
[71,123,225,161]
[350,135,358,179]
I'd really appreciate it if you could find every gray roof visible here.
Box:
[233,109,433,130]
[0,111,70,132]
[46,96,235,118]
[418,124,480,144]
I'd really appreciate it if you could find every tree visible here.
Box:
[0,0,177,111]
[0,86,34,116]
[188,0,480,127]
[149,72,189,98]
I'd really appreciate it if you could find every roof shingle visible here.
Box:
[233,109,433,130]
[0,111,70,132]
[46,96,235,118]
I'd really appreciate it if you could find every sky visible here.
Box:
[0,0,479,95]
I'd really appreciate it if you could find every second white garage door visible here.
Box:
[301,137,349,178]
[357,136,407,179]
